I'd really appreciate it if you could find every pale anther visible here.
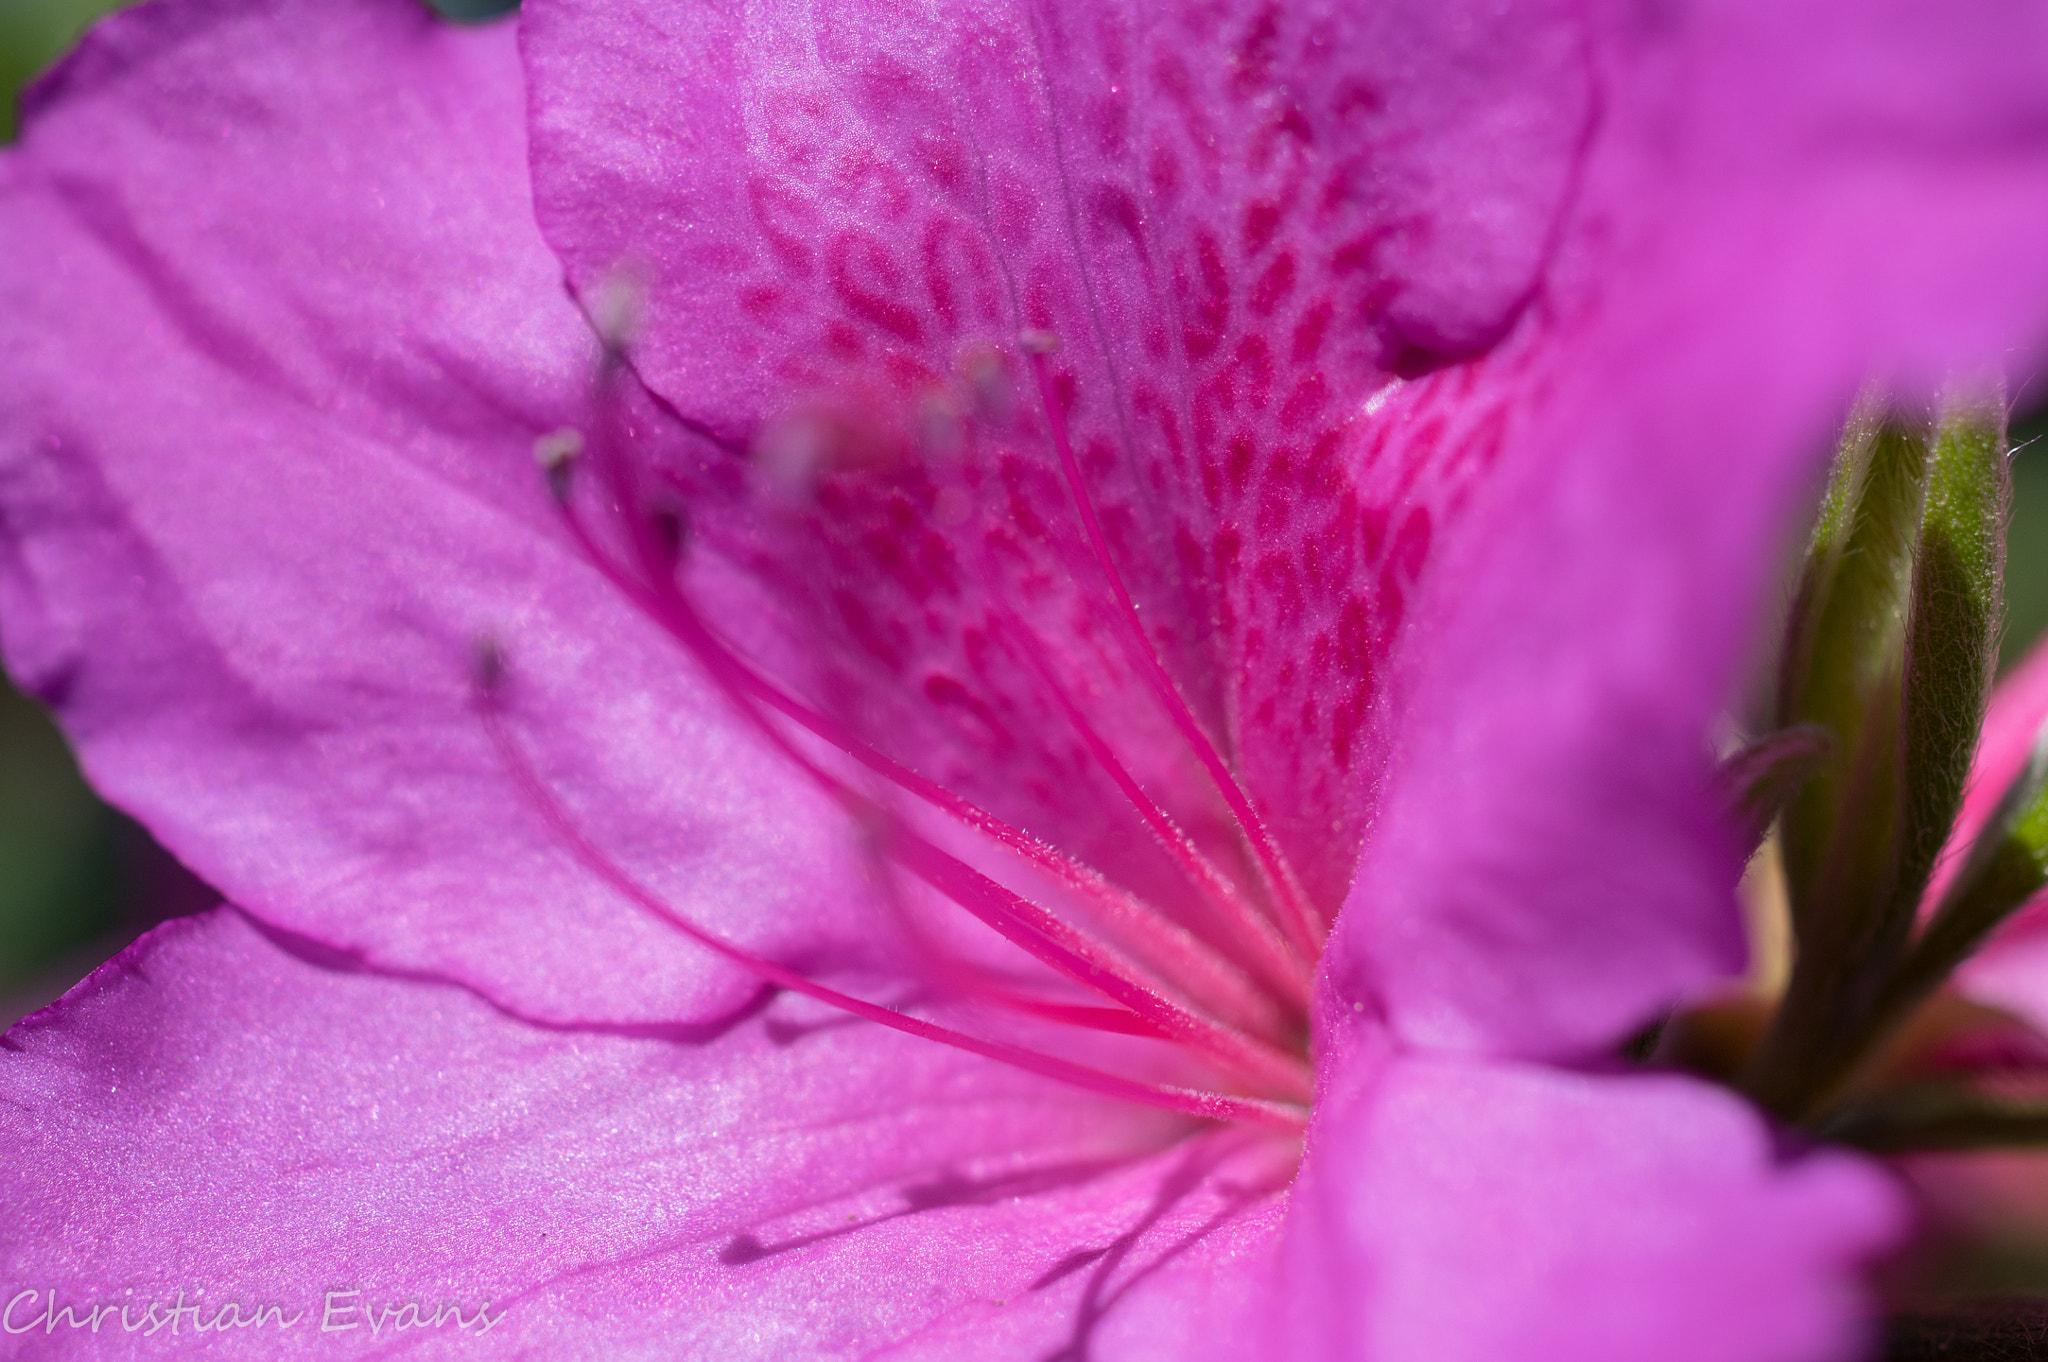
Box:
[534,427,585,469]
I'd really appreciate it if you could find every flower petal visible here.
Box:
[1284,1047,1905,1362]
[0,0,874,1025]
[1950,636,2048,885]
[1326,0,2048,1058]
[520,0,1594,914]
[0,908,1287,1358]
[1939,636,2048,1024]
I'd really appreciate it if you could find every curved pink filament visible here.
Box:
[480,702,1307,1134]
[887,827,1314,1100]
[545,481,1279,1036]
[733,655,1293,1038]
[542,499,1312,1100]
[996,608,1314,1010]
[870,863,1174,1040]
[1026,350,1325,960]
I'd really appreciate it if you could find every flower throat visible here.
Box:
[483,320,1336,1135]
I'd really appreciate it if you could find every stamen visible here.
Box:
[479,698,1307,1133]
[887,828,1315,1100]
[472,633,508,699]
[587,267,647,354]
[866,853,1172,1040]
[533,428,584,504]
[545,490,1313,1098]
[521,340,1343,1128]
[997,608,1315,1008]
[546,475,1297,1025]
[734,663,1295,1039]
[549,386,1295,1040]
[1023,345,1326,959]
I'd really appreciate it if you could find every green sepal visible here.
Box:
[1894,397,2010,927]
[1775,411,1929,941]
[1749,415,1930,1117]
[1746,400,2012,1120]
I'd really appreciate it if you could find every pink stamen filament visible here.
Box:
[887,824,1314,1100]
[480,702,1307,1134]
[733,653,1295,1041]
[997,607,1314,1010]
[1025,350,1326,960]
[599,458,1298,1042]
[866,854,1174,1041]
[543,494,1313,1100]
[546,466,1242,1001]
[520,346,1341,1124]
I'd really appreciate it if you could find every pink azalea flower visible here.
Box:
[3,0,2048,1355]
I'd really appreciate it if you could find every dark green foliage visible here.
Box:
[1747,398,2012,1120]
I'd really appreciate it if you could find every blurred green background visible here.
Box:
[0,0,99,142]
[0,0,2045,1024]
[1,0,514,138]
[0,1,176,1028]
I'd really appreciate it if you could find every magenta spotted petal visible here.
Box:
[6,0,2048,1356]
[520,0,1592,922]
